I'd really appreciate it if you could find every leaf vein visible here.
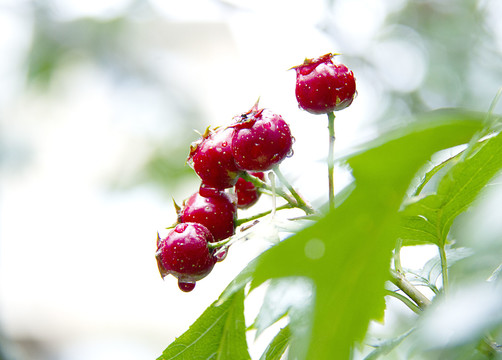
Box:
[438,151,497,240]
[164,307,231,360]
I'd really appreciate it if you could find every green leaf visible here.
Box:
[253,277,313,338]
[259,326,291,360]
[217,257,259,305]
[418,247,474,285]
[399,196,444,246]
[399,131,502,246]
[364,328,415,360]
[248,110,484,359]
[412,151,460,196]
[158,289,250,360]
[252,277,314,359]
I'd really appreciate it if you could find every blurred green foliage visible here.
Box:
[388,0,501,111]
[21,1,209,196]
[26,3,133,86]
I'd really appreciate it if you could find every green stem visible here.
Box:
[234,204,292,227]
[269,171,277,216]
[240,172,298,209]
[439,244,449,294]
[208,237,233,250]
[394,238,403,273]
[327,112,336,210]
[384,290,422,315]
[273,167,315,214]
[390,269,431,310]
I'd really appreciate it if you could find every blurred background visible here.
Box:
[0,0,501,359]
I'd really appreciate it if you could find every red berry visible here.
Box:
[292,53,356,114]
[188,127,241,190]
[235,172,265,209]
[178,190,237,241]
[155,223,217,292]
[231,103,293,171]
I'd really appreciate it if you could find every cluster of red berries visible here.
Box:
[155,102,294,292]
[155,53,356,292]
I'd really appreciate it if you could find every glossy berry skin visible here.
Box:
[235,172,265,209]
[155,223,216,292]
[293,53,356,114]
[178,190,237,241]
[188,127,241,191]
[231,104,293,171]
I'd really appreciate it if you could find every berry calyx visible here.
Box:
[235,172,265,209]
[231,103,293,171]
[156,223,217,292]
[292,53,356,114]
[178,190,237,241]
[188,127,241,190]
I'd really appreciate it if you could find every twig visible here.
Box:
[390,269,431,310]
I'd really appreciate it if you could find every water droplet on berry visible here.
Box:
[214,247,228,262]
[178,280,196,292]
[175,223,188,233]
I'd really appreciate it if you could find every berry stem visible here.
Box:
[273,167,315,215]
[207,237,233,250]
[269,172,277,216]
[240,172,312,214]
[234,204,293,227]
[327,112,336,210]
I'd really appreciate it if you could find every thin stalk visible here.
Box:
[327,112,336,210]
[439,244,449,294]
[235,204,293,227]
[269,171,277,216]
[208,237,233,250]
[390,269,431,310]
[210,203,294,250]
[272,167,314,214]
[394,238,403,273]
[240,172,299,209]
[385,290,422,315]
